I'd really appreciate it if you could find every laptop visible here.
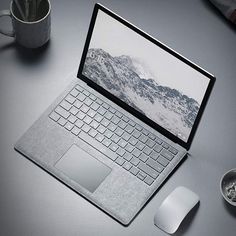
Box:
[15,3,215,225]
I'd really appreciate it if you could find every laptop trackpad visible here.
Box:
[55,145,112,193]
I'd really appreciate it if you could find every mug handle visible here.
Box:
[0,10,15,37]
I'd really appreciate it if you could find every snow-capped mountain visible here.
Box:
[82,48,200,141]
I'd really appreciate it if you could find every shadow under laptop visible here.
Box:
[0,40,51,65]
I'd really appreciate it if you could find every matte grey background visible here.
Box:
[0,0,235,235]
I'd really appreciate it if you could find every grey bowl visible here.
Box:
[220,168,236,206]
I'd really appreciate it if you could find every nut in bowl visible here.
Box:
[220,169,236,206]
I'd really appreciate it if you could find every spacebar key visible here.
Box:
[78,131,117,161]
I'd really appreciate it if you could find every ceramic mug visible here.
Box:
[0,0,51,48]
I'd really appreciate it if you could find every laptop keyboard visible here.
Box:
[49,85,179,186]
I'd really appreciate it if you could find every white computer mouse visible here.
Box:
[154,186,200,234]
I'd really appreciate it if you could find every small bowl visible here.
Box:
[220,168,236,206]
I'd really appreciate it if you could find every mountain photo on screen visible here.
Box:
[82,11,210,142]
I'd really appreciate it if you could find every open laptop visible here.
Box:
[15,3,215,225]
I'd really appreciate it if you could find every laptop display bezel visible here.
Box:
[77,3,215,150]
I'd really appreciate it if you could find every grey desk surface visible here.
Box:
[0,0,235,235]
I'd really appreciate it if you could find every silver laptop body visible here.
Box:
[15,3,215,225]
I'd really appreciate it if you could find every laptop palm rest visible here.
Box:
[55,145,111,193]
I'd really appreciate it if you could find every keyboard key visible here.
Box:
[109,143,119,152]
[148,133,156,140]
[115,127,124,136]
[76,111,86,120]
[74,100,83,109]
[142,129,149,136]
[129,137,138,146]
[65,94,76,104]
[111,116,120,125]
[60,100,72,111]
[144,176,154,186]
[97,125,106,134]
[115,111,122,118]
[77,93,86,101]
[101,118,110,127]
[55,106,70,119]
[49,112,60,122]
[146,159,164,173]
[132,130,141,139]
[150,151,159,161]
[96,98,103,105]
[123,162,132,171]
[65,122,74,131]
[118,139,127,148]
[82,124,90,133]
[128,119,136,127]
[123,152,133,161]
[70,106,79,115]
[146,139,155,148]
[91,102,99,111]
[107,123,116,132]
[131,157,140,166]
[161,149,174,161]
[143,146,152,155]
[88,128,98,138]
[94,113,103,122]
[82,89,90,96]
[111,134,120,143]
[137,162,159,179]
[125,144,134,153]
[169,147,178,155]
[89,94,96,101]
[136,141,145,151]
[102,103,109,109]
[157,156,169,167]
[80,104,89,113]
[116,148,126,157]
[102,138,112,147]
[79,131,117,161]
[118,120,127,129]
[162,142,170,149]
[68,114,77,124]
[139,134,148,143]
[104,111,113,120]
[84,97,93,106]
[83,115,92,125]
[71,126,80,136]
[58,117,66,126]
[95,133,104,142]
[104,129,113,139]
[87,109,96,118]
[129,166,139,176]
[155,137,163,145]
[132,148,142,158]
[109,106,116,114]
[125,125,134,134]
[115,157,125,166]
[154,144,162,153]
[122,132,130,141]
[97,107,106,115]
[121,116,128,122]
[135,124,142,131]
[137,171,146,180]
[75,119,83,128]
[75,85,83,92]
[70,88,79,97]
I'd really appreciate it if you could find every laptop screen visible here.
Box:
[80,6,214,147]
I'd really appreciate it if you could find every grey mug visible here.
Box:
[0,0,51,48]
